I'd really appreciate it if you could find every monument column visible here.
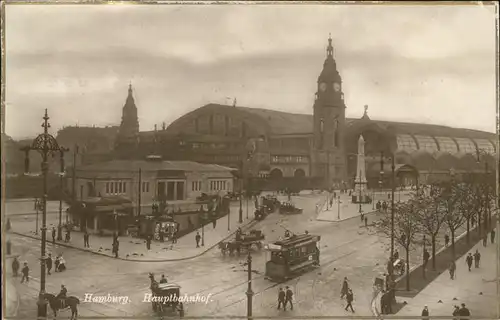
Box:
[354,135,368,203]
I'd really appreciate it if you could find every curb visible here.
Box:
[8,219,259,263]
[316,209,378,223]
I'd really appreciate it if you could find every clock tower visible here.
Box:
[312,35,346,187]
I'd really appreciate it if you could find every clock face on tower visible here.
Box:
[319,83,327,92]
[333,83,341,92]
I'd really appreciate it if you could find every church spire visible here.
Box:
[327,33,333,57]
[115,84,140,158]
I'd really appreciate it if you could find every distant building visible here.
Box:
[68,157,235,215]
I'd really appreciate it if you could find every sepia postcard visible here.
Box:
[1,1,499,320]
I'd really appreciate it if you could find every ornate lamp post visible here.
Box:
[239,141,257,224]
[21,109,66,319]
[246,251,254,320]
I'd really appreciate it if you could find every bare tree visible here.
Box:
[456,177,478,244]
[414,184,448,270]
[440,182,466,259]
[372,199,421,291]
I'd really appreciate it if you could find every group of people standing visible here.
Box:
[421,303,470,320]
[11,252,66,283]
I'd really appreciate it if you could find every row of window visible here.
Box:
[271,156,307,163]
[192,181,202,191]
[141,182,150,193]
[396,135,496,155]
[105,181,127,195]
[210,180,227,191]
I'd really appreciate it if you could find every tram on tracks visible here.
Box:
[264,233,320,281]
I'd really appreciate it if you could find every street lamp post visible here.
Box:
[239,158,244,224]
[34,198,40,235]
[22,109,66,319]
[57,148,69,240]
[246,251,254,320]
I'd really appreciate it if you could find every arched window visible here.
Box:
[455,138,476,154]
[414,135,439,152]
[396,134,418,152]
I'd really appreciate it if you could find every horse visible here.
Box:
[43,293,80,320]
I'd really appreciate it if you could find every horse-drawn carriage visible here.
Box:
[279,202,303,215]
[254,206,267,221]
[219,229,265,255]
[149,274,184,316]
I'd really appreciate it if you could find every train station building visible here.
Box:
[55,36,497,190]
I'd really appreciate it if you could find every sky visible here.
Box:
[4,2,498,140]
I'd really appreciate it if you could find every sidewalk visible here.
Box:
[396,241,498,318]
[8,204,258,262]
[316,191,411,222]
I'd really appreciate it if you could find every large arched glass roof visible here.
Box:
[455,138,477,154]
[435,136,458,153]
[474,138,495,154]
[396,134,418,152]
[414,135,439,152]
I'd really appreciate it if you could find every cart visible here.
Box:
[151,282,184,315]
[279,202,303,214]
[219,230,265,256]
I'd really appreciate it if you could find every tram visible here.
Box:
[264,233,320,281]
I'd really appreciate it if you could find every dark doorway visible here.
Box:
[176,181,184,200]
[270,168,283,179]
[294,169,306,178]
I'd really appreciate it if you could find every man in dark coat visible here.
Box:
[345,289,354,312]
[46,253,53,275]
[277,287,285,310]
[21,262,29,283]
[491,229,496,244]
[12,257,19,277]
[340,277,349,299]
[421,306,429,319]
[445,234,450,247]
[146,235,152,250]
[473,249,481,268]
[452,305,460,320]
[465,253,473,271]
[423,249,430,269]
[284,286,293,311]
[458,303,470,320]
[52,227,56,244]
[195,232,201,248]
[112,240,119,258]
[84,231,90,248]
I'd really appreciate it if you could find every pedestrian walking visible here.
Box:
[277,287,285,310]
[146,235,152,250]
[84,231,90,248]
[360,213,364,222]
[112,240,119,258]
[46,253,53,275]
[482,235,487,247]
[473,249,481,268]
[21,262,29,283]
[449,260,456,280]
[458,303,470,320]
[195,232,201,248]
[52,227,56,244]
[423,248,430,269]
[364,216,368,227]
[65,228,71,242]
[452,305,460,320]
[491,229,496,244]
[340,277,349,299]
[345,289,354,312]
[421,305,429,319]
[284,286,293,311]
[465,253,473,271]
[12,257,19,277]
[55,255,60,272]
[445,234,450,247]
